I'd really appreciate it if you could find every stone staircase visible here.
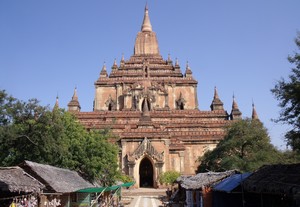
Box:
[122,187,167,196]
[120,188,168,206]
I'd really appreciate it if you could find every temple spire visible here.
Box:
[167,53,173,65]
[252,102,259,120]
[73,87,78,101]
[100,62,108,78]
[112,58,118,71]
[175,58,179,66]
[230,94,242,120]
[232,95,238,110]
[185,61,193,77]
[141,4,152,32]
[53,94,59,110]
[68,87,81,112]
[120,53,125,68]
[134,5,160,55]
[210,87,224,111]
[214,87,220,99]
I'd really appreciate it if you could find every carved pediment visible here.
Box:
[128,137,164,162]
[142,92,156,104]
[123,83,145,95]
[132,82,143,89]
[149,81,167,94]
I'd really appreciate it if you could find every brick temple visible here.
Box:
[66,6,258,188]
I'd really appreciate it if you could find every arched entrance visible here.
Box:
[139,157,154,188]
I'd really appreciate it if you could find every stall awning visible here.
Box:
[120,182,135,188]
[213,173,251,193]
[76,182,134,193]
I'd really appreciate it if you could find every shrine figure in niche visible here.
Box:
[105,95,117,111]
[176,92,186,110]
[131,95,140,110]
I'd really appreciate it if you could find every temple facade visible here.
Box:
[67,6,256,188]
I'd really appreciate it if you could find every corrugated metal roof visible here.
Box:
[213,173,252,193]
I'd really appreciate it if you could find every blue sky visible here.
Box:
[1,1,299,149]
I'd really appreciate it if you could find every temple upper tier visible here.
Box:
[93,6,199,112]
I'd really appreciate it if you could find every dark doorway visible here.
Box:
[108,103,112,111]
[179,102,184,110]
[141,98,151,111]
[139,157,154,188]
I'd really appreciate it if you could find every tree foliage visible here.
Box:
[271,33,300,151]
[197,119,282,173]
[0,90,119,185]
[115,173,134,184]
[159,170,181,186]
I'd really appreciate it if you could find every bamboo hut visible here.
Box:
[174,170,235,207]
[0,166,44,207]
[243,163,300,207]
[19,160,95,207]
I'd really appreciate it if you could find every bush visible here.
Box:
[116,172,134,183]
[159,171,180,186]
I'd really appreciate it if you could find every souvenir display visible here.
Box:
[9,195,38,207]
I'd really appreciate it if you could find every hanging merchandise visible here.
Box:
[9,200,16,207]
[29,196,38,207]
[9,195,38,207]
[48,198,61,207]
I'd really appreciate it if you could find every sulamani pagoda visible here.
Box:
[66,6,258,188]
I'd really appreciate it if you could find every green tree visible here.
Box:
[197,119,282,173]
[0,90,52,165]
[80,129,119,185]
[159,170,180,187]
[115,173,134,184]
[0,90,119,185]
[271,34,300,152]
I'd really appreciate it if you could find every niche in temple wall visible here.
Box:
[105,94,117,111]
[148,81,168,110]
[94,86,116,111]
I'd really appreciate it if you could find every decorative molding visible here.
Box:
[127,137,164,162]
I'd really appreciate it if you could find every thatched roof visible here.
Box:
[177,170,235,190]
[243,163,300,196]
[0,166,44,193]
[20,161,94,193]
